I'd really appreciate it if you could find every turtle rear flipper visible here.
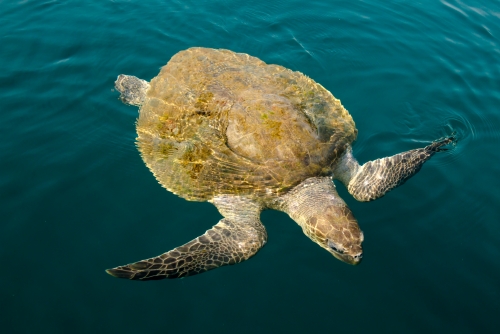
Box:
[106,197,266,280]
[338,136,455,202]
[115,74,150,106]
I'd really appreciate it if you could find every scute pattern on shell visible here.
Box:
[136,47,357,201]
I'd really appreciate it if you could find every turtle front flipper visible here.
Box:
[106,197,266,280]
[338,136,455,202]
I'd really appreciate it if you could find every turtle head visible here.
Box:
[304,204,364,265]
[282,177,364,265]
[114,74,150,106]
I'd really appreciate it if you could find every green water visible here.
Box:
[1,0,500,333]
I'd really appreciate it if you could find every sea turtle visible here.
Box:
[107,47,454,280]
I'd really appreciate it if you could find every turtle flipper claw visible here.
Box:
[426,135,456,152]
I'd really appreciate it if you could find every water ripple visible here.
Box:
[1,0,500,332]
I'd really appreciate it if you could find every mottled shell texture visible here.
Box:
[136,48,357,201]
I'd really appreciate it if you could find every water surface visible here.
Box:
[1,0,500,333]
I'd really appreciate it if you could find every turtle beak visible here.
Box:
[349,253,363,265]
[327,240,363,265]
[331,251,363,265]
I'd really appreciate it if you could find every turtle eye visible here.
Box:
[327,240,344,254]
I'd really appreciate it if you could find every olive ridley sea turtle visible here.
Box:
[107,47,454,280]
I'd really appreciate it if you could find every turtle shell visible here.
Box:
[136,47,357,201]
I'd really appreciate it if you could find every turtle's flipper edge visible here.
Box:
[106,217,267,280]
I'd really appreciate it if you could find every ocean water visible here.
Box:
[1,0,500,333]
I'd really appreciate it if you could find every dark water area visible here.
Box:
[1,0,500,333]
